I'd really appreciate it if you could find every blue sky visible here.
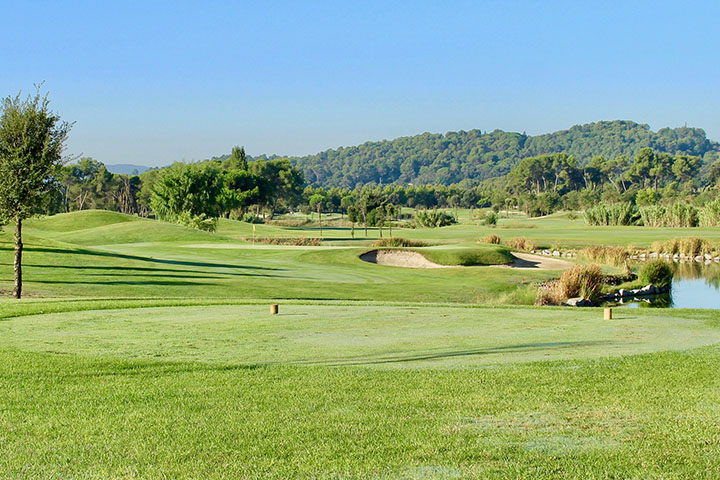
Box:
[1,1,718,166]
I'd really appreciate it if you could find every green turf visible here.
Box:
[1,300,720,478]
[1,302,718,367]
[0,213,554,303]
[2,211,720,478]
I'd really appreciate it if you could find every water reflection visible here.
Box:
[618,261,720,309]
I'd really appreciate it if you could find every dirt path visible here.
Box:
[360,250,573,270]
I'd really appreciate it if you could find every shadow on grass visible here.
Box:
[299,340,608,366]
[40,360,266,380]
[32,279,218,287]
[0,245,288,279]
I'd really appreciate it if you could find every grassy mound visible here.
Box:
[24,212,226,246]
[416,245,514,266]
[25,210,139,232]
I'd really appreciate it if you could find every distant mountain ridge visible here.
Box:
[215,120,720,188]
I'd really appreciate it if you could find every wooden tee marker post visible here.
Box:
[604,307,612,320]
[271,304,279,315]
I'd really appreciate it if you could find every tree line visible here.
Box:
[217,120,718,189]
[491,148,719,218]
[31,145,720,226]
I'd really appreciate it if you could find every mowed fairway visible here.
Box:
[1,211,720,478]
[0,211,551,304]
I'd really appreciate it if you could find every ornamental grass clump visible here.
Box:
[481,234,501,245]
[582,245,628,266]
[507,236,536,251]
[584,202,636,226]
[650,237,716,257]
[699,199,720,227]
[535,264,604,306]
[559,264,604,304]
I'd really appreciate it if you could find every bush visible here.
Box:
[638,260,673,289]
[373,238,428,248]
[507,236,536,251]
[558,264,604,303]
[481,234,501,244]
[173,211,217,232]
[414,210,457,228]
[484,211,498,226]
[242,212,264,224]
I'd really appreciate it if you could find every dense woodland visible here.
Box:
[227,121,719,188]
[35,121,720,231]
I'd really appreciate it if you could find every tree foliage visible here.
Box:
[240,121,719,188]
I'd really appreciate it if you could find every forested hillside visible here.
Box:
[229,121,717,188]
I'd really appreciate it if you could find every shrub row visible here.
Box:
[373,238,428,248]
[585,199,720,227]
[478,235,536,251]
[649,237,717,256]
[584,203,636,226]
[244,237,322,246]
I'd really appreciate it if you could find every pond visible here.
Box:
[615,262,720,309]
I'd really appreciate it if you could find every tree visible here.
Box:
[0,88,71,298]
[308,193,326,237]
[347,205,359,238]
[150,162,224,231]
[224,146,248,171]
[248,158,304,217]
[218,169,261,218]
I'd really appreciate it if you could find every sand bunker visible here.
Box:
[360,250,572,270]
[360,250,448,268]
[504,252,573,270]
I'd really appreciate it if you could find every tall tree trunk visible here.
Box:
[318,207,322,238]
[13,217,22,299]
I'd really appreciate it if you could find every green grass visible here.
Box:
[1,300,720,478]
[0,213,554,303]
[1,301,718,366]
[2,211,720,478]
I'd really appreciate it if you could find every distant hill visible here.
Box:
[214,121,720,188]
[106,164,152,175]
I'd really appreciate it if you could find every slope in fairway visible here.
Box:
[1,304,717,367]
